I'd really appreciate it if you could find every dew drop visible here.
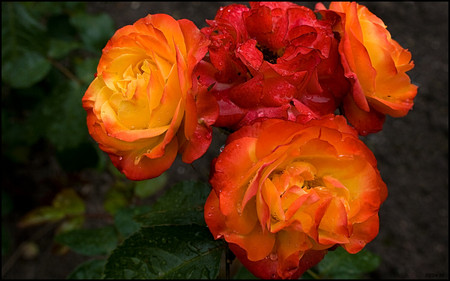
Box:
[119,156,123,161]
[187,241,199,253]
[236,203,242,215]
[219,145,225,152]
[269,252,278,261]
[134,156,140,165]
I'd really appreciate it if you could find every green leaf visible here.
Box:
[1,3,51,88]
[69,12,115,54]
[104,225,225,279]
[67,258,106,279]
[43,80,89,150]
[18,188,85,227]
[316,246,380,279]
[55,225,119,256]
[47,38,80,59]
[114,206,152,239]
[19,206,66,227]
[136,181,211,227]
[2,48,51,88]
[74,57,99,85]
[103,185,133,216]
[52,188,85,216]
[134,172,168,199]
[57,215,85,234]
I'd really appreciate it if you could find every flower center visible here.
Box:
[303,177,325,190]
[256,43,284,64]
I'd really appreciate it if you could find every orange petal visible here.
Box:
[204,191,226,240]
[318,197,350,245]
[343,214,380,254]
[342,93,385,136]
[225,223,275,261]
[110,137,178,181]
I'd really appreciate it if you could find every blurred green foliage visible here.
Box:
[1,0,115,268]
[1,2,114,168]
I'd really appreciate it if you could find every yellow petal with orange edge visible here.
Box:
[276,230,312,263]
[261,178,285,225]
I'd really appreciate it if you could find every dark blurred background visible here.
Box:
[2,2,448,279]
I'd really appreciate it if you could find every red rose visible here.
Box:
[197,2,349,130]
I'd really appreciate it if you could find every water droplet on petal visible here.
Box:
[119,156,123,161]
[269,252,278,261]
[237,203,242,214]
[219,145,225,152]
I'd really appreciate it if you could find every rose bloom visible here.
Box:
[205,115,387,279]
[317,2,418,135]
[197,2,349,130]
[82,14,217,180]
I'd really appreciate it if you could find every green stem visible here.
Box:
[47,57,83,85]
[306,269,321,279]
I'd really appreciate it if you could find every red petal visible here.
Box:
[230,243,327,279]
[236,39,263,71]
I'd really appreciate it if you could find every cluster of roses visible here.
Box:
[82,2,417,279]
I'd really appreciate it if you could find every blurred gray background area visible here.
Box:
[4,2,448,279]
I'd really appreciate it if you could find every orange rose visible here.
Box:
[205,115,387,279]
[317,2,418,135]
[82,14,217,180]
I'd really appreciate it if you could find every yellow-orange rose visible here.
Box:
[82,14,217,180]
[205,115,387,279]
[317,2,418,135]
